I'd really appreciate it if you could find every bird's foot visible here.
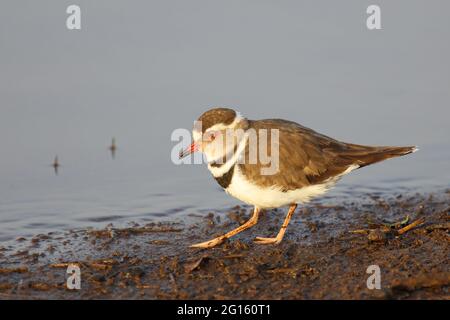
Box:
[190,236,225,249]
[254,236,282,245]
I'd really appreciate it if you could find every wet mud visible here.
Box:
[0,191,449,299]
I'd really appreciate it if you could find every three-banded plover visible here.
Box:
[180,108,417,248]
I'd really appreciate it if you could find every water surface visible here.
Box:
[1,1,449,241]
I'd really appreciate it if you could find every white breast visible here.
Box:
[224,166,333,209]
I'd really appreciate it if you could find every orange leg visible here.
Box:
[191,207,260,248]
[254,203,297,245]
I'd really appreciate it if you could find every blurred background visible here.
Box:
[0,0,449,241]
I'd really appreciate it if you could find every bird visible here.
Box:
[179,107,417,248]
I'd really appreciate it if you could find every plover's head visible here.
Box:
[179,107,248,163]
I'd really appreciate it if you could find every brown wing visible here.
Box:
[239,119,415,191]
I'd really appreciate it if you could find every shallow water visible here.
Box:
[1,1,449,241]
[0,141,448,242]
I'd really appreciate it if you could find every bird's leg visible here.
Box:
[254,203,297,245]
[191,207,260,248]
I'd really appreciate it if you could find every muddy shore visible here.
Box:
[0,190,449,299]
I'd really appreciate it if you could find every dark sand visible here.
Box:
[0,191,449,299]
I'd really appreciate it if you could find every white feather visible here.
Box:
[225,166,333,208]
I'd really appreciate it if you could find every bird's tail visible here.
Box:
[340,144,418,168]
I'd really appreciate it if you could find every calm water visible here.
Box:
[0,141,448,242]
[1,1,449,241]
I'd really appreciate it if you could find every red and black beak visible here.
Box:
[179,142,199,159]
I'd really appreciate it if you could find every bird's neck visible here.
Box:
[207,131,248,178]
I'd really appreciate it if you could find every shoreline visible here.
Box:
[0,190,449,299]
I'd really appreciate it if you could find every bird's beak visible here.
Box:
[179,142,199,159]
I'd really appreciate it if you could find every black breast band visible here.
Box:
[213,164,235,189]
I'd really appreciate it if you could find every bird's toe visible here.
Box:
[254,237,281,245]
[190,237,224,249]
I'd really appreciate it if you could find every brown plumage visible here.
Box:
[239,119,416,191]
[196,107,236,133]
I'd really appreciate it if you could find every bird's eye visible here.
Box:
[203,131,217,142]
